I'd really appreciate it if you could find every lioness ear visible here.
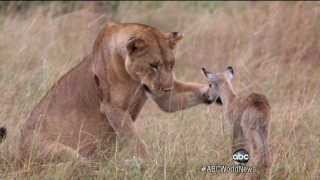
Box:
[126,37,146,55]
[167,32,183,49]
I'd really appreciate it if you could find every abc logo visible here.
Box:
[232,149,250,164]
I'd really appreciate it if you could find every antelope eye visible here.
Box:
[150,63,159,70]
[170,62,175,70]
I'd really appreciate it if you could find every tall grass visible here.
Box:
[0,1,319,179]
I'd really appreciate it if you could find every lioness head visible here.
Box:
[122,24,183,95]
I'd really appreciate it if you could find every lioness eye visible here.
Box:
[150,63,159,70]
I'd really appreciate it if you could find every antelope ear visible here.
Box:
[201,67,209,77]
[167,32,184,49]
[126,37,146,55]
[201,67,216,79]
[225,66,234,80]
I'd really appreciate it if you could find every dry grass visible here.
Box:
[0,1,320,179]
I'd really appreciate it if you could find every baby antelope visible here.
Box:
[202,66,270,179]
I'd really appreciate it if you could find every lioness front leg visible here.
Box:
[99,102,149,160]
[151,80,216,112]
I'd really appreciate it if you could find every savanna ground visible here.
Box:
[0,1,320,180]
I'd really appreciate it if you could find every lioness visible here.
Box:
[12,22,220,164]
[202,67,270,180]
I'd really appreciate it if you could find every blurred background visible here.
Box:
[0,1,319,179]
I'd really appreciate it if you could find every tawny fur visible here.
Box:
[18,22,216,165]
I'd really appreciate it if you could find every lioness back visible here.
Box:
[19,55,116,162]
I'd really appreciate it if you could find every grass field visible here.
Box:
[0,1,320,179]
